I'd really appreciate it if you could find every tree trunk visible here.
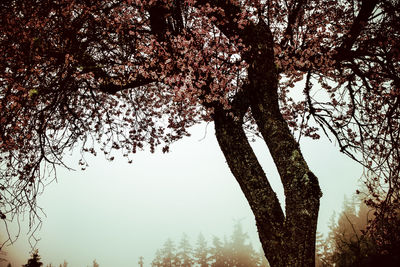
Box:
[214,105,321,266]
[213,18,322,267]
[214,108,286,265]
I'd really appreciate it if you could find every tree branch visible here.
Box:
[280,0,307,48]
[335,0,380,61]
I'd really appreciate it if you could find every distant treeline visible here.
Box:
[5,250,96,267]
[5,221,267,267]
[11,194,400,267]
[150,222,269,267]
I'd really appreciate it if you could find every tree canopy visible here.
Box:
[1,0,399,266]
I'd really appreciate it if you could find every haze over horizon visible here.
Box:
[1,123,362,267]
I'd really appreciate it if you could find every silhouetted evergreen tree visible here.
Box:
[317,195,400,266]
[332,197,378,266]
[209,236,230,267]
[178,233,193,267]
[316,198,372,266]
[55,260,67,267]
[159,238,180,267]
[315,231,330,267]
[23,250,43,267]
[151,249,163,267]
[229,222,259,267]
[151,224,270,267]
[194,233,209,267]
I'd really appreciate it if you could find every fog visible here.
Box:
[0,123,362,266]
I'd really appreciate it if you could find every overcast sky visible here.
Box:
[0,122,362,267]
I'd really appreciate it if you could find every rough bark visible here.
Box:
[213,15,322,267]
[213,108,286,265]
[247,16,322,267]
[214,103,321,266]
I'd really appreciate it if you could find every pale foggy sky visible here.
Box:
[1,122,362,267]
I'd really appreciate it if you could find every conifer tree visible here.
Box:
[178,233,193,267]
[209,236,229,267]
[194,233,209,267]
[23,250,43,267]
[319,195,400,266]
[229,222,259,267]
[160,238,180,267]
[151,249,163,267]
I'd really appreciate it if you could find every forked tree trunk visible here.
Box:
[214,106,321,267]
[213,19,322,267]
